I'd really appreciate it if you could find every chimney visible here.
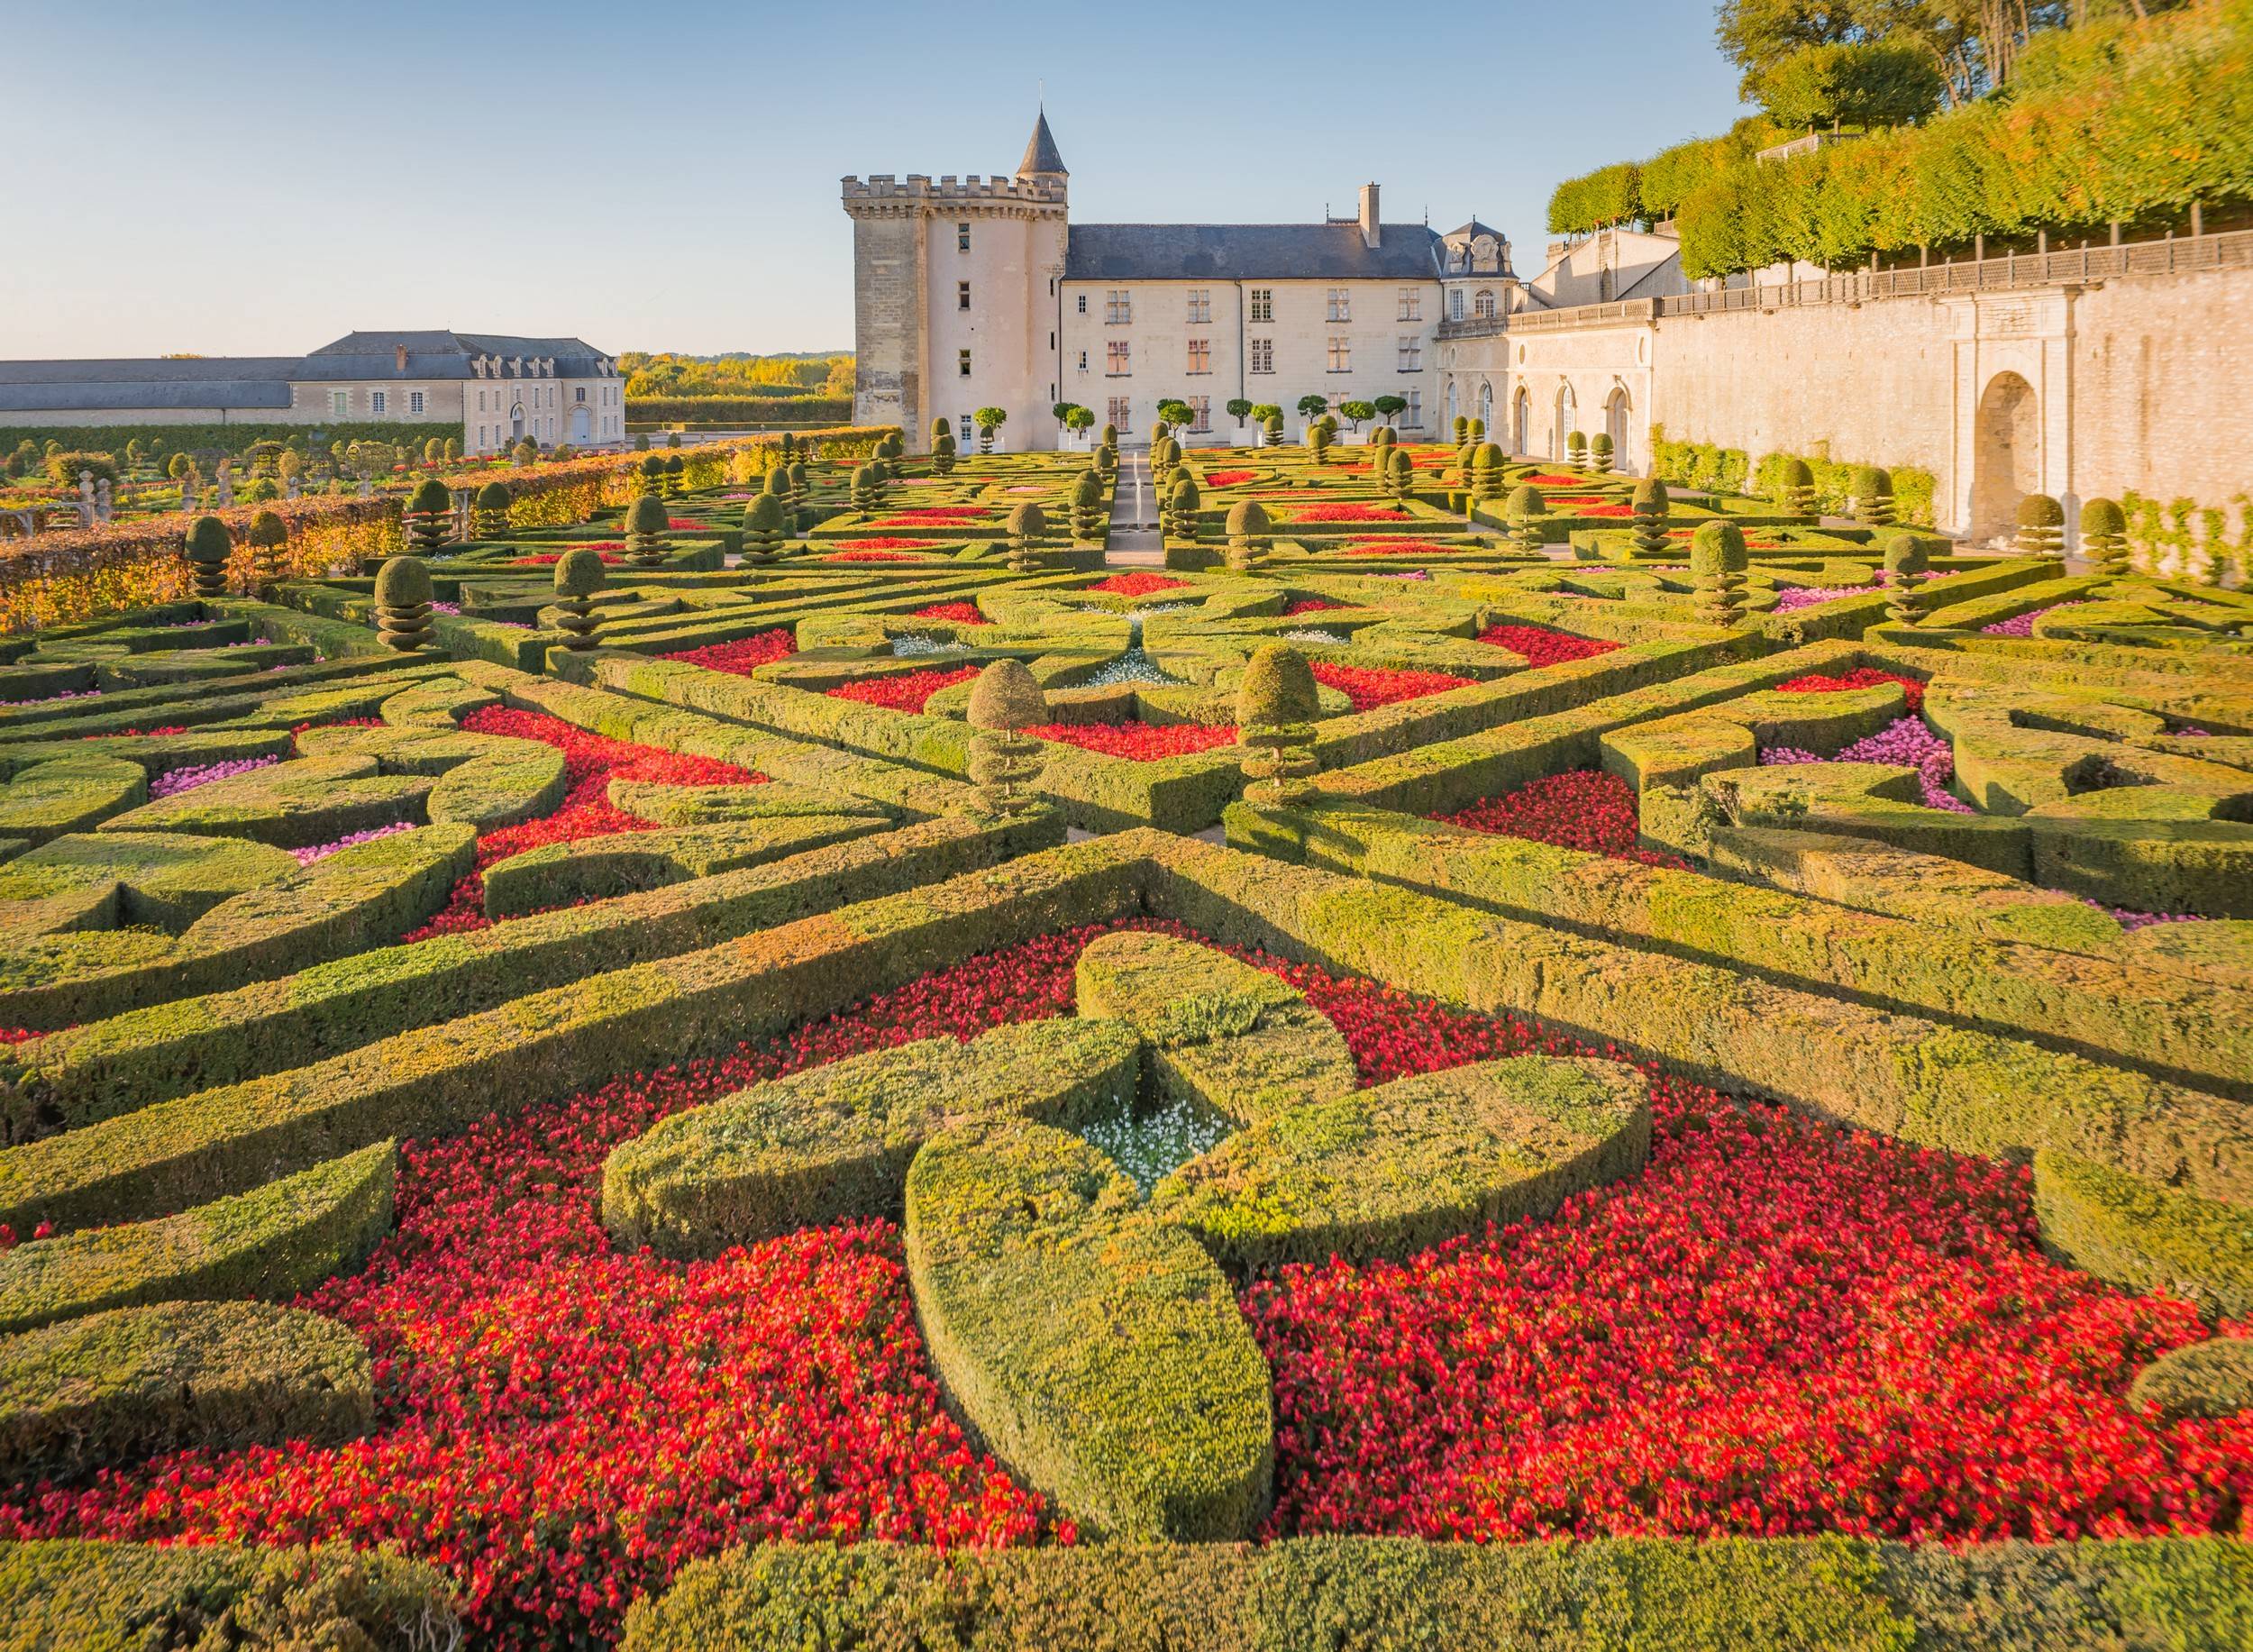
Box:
[1359,182,1381,249]
[394,343,408,374]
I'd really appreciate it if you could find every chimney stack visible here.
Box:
[1359,182,1381,249]
[395,343,408,374]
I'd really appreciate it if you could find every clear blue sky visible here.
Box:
[0,0,1745,361]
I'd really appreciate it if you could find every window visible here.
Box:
[959,349,972,378]
[1186,288,1211,324]
[1449,288,1465,321]
[1105,289,1132,324]
[1405,388,1422,427]
[1185,337,1210,375]
[1106,340,1131,375]
[1398,288,1421,321]
[1473,288,1497,319]
[1398,335,1422,371]
[1327,336,1351,373]
[959,280,971,310]
[1248,288,1272,323]
[1248,337,1274,374]
[1106,395,1132,433]
[957,221,971,251]
[1326,288,1351,322]
[960,415,973,443]
[1076,350,1089,371]
[1077,293,1088,314]
[1186,394,1210,433]
[574,387,585,403]
[408,390,424,414]
[369,390,387,415]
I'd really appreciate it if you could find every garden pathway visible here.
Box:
[1105,448,1163,565]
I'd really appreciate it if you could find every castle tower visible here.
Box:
[843,110,1069,452]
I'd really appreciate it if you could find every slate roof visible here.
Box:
[1017,111,1066,178]
[299,331,613,380]
[1445,219,1506,242]
[1064,223,1444,282]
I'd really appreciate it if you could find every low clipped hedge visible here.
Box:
[479,811,885,917]
[622,1535,2253,1652]
[904,1120,1274,1542]
[0,1301,371,1484]
[0,1538,457,1650]
[1154,1055,1651,1271]
[3,813,1057,1133]
[2032,1148,2253,1319]
[0,1141,394,1333]
[603,1019,1140,1259]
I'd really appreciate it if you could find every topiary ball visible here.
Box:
[185,515,232,564]
[407,477,452,516]
[761,464,788,496]
[1503,484,1545,519]
[745,494,786,531]
[1631,477,1668,511]
[476,480,511,513]
[2018,493,2065,528]
[374,554,433,607]
[1169,475,1199,509]
[1881,531,1929,583]
[554,549,607,598]
[968,658,1045,731]
[1072,470,1102,507]
[1690,522,1749,576]
[1237,643,1318,727]
[1224,500,1272,538]
[625,495,669,536]
[1473,443,1504,472]
[1778,458,1813,487]
[1005,502,1046,540]
[246,509,287,550]
[2079,497,2126,539]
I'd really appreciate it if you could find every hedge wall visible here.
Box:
[629,395,855,426]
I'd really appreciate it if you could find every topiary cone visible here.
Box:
[1166,475,1201,543]
[2079,497,2130,575]
[373,554,435,653]
[743,493,789,563]
[2016,494,2066,558]
[966,658,1048,812]
[473,480,512,537]
[1237,643,1320,803]
[1070,469,1105,542]
[1502,484,1547,552]
[625,494,670,568]
[245,509,288,587]
[1471,443,1505,503]
[1224,499,1272,572]
[1848,466,1894,527]
[1690,522,1750,626]
[1628,478,1671,558]
[1880,532,1930,626]
[1773,458,1815,517]
[1005,503,1047,573]
[184,514,233,598]
[552,549,607,652]
[403,477,453,555]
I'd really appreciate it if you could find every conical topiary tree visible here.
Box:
[663,453,687,497]
[1880,532,1929,626]
[1306,420,1332,465]
[1590,432,1615,475]
[403,477,453,555]
[760,461,791,525]
[184,515,233,598]
[849,460,880,512]
[1629,477,1671,558]
[246,509,288,588]
[1236,643,1320,805]
[1691,522,1750,627]
[1471,443,1505,504]
[742,493,789,564]
[1262,414,1283,449]
[473,481,512,537]
[1164,474,1201,543]
[1151,436,1180,491]
[2016,494,2065,557]
[785,461,807,511]
[1070,469,1105,542]
[1385,443,1415,502]
[931,431,958,477]
[875,432,903,462]
[1225,499,1272,572]
[1371,425,1397,452]
[1005,502,1046,573]
[1453,416,1469,443]
[1455,441,1479,486]
[373,554,434,653]
[638,454,665,496]
[2080,497,2130,575]
[865,458,891,507]
[552,549,607,651]
[1502,484,1547,552]
[1773,457,1815,516]
[1468,418,1485,442]
[1848,466,1895,527]
[1099,423,1118,462]
[1565,430,1587,469]
[965,658,1047,812]
[625,493,670,567]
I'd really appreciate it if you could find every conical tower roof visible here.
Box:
[1017,109,1066,178]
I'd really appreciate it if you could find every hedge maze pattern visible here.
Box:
[0,436,2248,1649]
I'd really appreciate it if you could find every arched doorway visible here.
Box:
[1512,388,1529,454]
[1970,371,2039,542]
[1554,382,1577,459]
[1446,380,1458,432]
[1477,380,1492,433]
[570,404,591,443]
[508,403,526,443]
[1604,387,1630,472]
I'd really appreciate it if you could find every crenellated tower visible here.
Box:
[843,110,1069,452]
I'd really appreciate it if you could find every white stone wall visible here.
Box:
[1058,278,1440,447]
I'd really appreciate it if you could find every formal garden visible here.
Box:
[0,421,2247,1649]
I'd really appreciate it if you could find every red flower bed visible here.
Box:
[834,537,939,551]
[1437,769,1688,871]
[1549,501,1632,518]
[665,519,715,531]
[870,507,990,527]
[826,665,980,712]
[1085,572,1189,598]
[1282,598,1345,616]
[1026,721,1237,760]
[1309,662,1472,712]
[1203,470,1256,486]
[510,551,624,567]
[1521,472,1585,487]
[909,601,991,625]
[398,707,766,941]
[658,629,798,677]
[1342,537,1472,556]
[1291,503,1409,524]
[825,550,926,563]
[1474,625,1621,668]
[1776,666,1927,714]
